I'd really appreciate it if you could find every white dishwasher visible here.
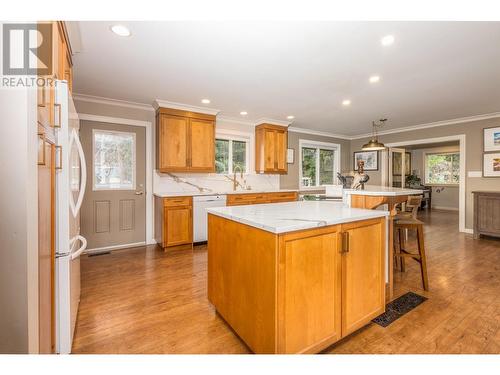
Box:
[193,195,227,243]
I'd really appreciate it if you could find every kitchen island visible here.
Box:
[207,201,388,354]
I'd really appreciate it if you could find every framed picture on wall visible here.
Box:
[353,150,378,171]
[483,152,500,177]
[484,126,500,152]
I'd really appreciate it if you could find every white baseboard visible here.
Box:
[463,228,474,234]
[431,206,459,211]
[84,241,147,254]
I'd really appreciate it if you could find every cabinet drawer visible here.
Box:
[267,192,297,202]
[227,193,266,206]
[164,196,192,207]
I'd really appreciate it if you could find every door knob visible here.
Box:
[135,190,144,195]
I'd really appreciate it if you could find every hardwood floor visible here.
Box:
[72,210,500,354]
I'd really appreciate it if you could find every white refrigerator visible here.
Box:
[55,80,87,354]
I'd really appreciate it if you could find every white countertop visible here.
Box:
[207,201,388,234]
[343,186,423,196]
[154,189,298,198]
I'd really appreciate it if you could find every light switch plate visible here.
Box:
[468,171,482,178]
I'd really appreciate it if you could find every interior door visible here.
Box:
[80,121,146,251]
[389,147,406,188]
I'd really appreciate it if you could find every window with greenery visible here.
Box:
[93,130,135,190]
[300,142,337,187]
[425,152,459,185]
[215,138,248,174]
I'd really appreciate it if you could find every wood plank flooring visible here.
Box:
[72,210,500,354]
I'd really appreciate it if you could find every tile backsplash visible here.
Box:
[154,171,280,194]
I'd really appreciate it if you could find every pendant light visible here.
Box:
[362,118,387,151]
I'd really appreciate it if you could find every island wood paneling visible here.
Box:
[208,214,386,354]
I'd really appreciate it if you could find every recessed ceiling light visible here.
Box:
[201,99,210,104]
[110,25,131,37]
[381,35,395,46]
[342,99,351,106]
[240,111,248,116]
[287,115,295,120]
[369,75,381,83]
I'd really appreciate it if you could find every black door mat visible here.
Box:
[372,292,427,327]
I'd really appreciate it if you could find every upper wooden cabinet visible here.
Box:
[37,21,73,131]
[156,107,216,173]
[255,123,288,174]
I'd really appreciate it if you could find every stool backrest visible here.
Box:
[406,195,423,219]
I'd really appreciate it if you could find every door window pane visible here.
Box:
[215,139,229,174]
[232,140,246,173]
[319,149,334,185]
[93,130,135,190]
[301,147,317,187]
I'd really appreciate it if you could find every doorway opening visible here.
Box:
[381,135,466,232]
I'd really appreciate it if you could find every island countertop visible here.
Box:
[207,201,388,234]
[343,186,423,196]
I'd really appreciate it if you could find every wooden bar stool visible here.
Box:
[394,218,429,291]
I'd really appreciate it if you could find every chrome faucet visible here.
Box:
[232,165,244,191]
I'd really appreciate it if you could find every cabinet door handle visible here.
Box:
[342,232,350,254]
[53,103,62,128]
[38,85,46,107]
[55,145,62,170]
[38,132,46,166]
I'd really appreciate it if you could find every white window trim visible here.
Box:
[424,151,460,186]
[215,131,251,174]
[92,128,137,191]
[299,139,341,190]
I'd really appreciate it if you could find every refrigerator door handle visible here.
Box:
[70,235,87,260]
[69,128,87,218]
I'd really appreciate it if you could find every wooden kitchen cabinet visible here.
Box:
[208,215,386,353]
[226,191,298,206]
[255,124,288,174]
[155,196,193,249]
[156,107,215,173]
[340,219,386,336]
[37,21,72,131]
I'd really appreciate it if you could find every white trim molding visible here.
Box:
[289,126,350,140]
[79,113,156,246]
[153,99,220,115]
[84,241,147,255]
[351,112,500,140]
[73,93,154,112]
[255,118,291,127]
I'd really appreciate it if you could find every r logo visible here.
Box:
[3,23,53,75]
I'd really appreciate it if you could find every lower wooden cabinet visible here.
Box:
[226,191,298,206]
[155,196,193,249]
[208,215,386,353]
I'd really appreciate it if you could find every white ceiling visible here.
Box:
[72,21,500,136]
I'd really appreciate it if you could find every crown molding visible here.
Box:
[255,118,291,127]
[350,112,500,140]
[217,115,256,127]
[73,93,154,112]
[288,126,351,140]
[154,99,220,116]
